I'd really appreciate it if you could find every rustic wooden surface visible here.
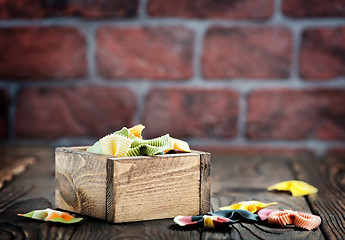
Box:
[0,155,35,189]
[0,146,343,239]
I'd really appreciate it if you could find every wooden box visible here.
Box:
[55,147,210,223]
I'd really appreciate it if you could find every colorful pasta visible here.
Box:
[267,180,318,197]
[127,134,173,156]
[86,124,191,157]
[257,208,276,221]
[128,124,145,139]
[174,210,259,228]
[18,208,83,224]
[267,210,321,230]
[100,133,133,157]
[220,200,278,213]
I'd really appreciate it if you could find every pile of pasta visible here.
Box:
[175,181,321,231]
[175,200,321,231]
[86,124,191,157]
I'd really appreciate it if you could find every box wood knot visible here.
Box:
[55,147,210,223]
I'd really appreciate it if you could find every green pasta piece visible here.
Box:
[49,217,83,224]
[115,127,130,138]
[126,134,173,156]
[86,140,104,154]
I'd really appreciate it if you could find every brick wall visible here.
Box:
[0,0,345,157]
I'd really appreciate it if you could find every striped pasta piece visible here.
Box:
[100,133,133,157]
[18,208,83,224]
[268,210,321,230]
[127,134,173,156]
[294,212,322,231]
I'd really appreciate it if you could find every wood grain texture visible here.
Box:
[0,147,333,239]
[194,150,211,214]
[0,156,35,188]
[55,147,109,219]
[209,154,324,240]
[109,153,201,223]
[293,155,345,240]
[106,157,115,222]
[56,147,208,223]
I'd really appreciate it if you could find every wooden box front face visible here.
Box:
[55,147,109,219]
[55,147,210,223]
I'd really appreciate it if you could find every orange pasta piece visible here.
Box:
[61,212,74,221]
[268,210,321,230]
[129,124,145,139]
[294,212,321,231]
[46,212,61,221]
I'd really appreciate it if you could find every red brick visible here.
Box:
[96,27,194,80]
[282,0,345,18]
[247,89,345,140]
[147,0,273,19]
[0,27,87,80]
[300,27,345,80]
[142,88,238,139]
[15,86,137,139]
[0,88,9,139]
[202,27,292,79]
[0,0,138,19]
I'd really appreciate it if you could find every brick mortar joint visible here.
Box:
[0,17,345,28]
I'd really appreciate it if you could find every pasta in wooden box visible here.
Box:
[55,125,210,223]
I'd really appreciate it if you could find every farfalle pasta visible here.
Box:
[220,200,278,213]
[18,208,82,224]
[126,134,174,156]
[174,210,259,228]
[128,124,145,139]
[100,133,134,157]
[87,124,191,157]
[267,210,321,231]
[257,208,276,221]
[174,215,231,228]
[267,180,318,196]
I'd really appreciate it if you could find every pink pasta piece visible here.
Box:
[258,208,276,221]
[268,210,321,230]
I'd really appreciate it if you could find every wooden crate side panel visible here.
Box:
[112,154,200,223]
[199,152,211,214]
[55,147,108,219]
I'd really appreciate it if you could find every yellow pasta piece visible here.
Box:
[219,200,278,213]
[129,124,145,139]
[172,137,191,152]
[267,180,318,197]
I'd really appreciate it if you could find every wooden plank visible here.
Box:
[0,146,55,203]
[55,147,109,219]
[208,192,324,240]
[206,154,324,240]
[293,155,345,240]
[0,147,330,240]
[211,154,297,192]
[110,153,200,223]
[0,147,202,240]
[0,156,35,188]
[0,147,58,239]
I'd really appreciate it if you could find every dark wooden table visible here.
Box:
[0,147,344,239]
